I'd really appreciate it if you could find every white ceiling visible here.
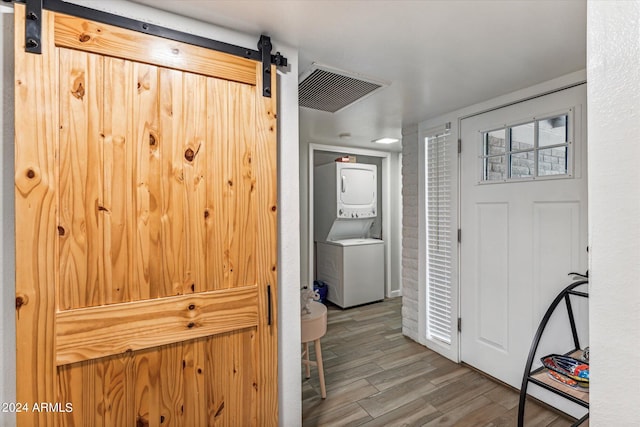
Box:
[132,0,586,152]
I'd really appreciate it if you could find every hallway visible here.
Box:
[302,298,579,426]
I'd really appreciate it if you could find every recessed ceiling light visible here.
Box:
[372,137,399,144]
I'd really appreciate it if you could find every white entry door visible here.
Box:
[460,85,588,389]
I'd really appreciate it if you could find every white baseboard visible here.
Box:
[390,289,402,298]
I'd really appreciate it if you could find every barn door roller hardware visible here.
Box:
[13,0,288,97]
[259,35,287,98]
[24,0,42,54]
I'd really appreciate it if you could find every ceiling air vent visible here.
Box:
[299,63,388,113]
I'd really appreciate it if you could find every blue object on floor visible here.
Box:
[313,280,328,304]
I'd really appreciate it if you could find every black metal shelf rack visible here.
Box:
[517,279,589,427]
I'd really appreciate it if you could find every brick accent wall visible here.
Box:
[401,128,419,341]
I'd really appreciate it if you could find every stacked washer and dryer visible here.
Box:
[314,161,385,308]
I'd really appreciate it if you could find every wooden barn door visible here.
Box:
[14,4,278,426]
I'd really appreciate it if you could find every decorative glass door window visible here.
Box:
[481,112,571,182]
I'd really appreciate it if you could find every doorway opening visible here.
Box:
[307,144,399,300]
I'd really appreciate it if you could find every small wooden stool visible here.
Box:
[301,301,327,399]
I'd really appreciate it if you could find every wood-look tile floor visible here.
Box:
[302,297,583,427]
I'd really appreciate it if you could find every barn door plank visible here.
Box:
[158,68,187,298]
[14,6,58,425]
[255,62,279,425]
[54,12,257,86]
[130,62,159,302]
[103,56,134,305]
[58,48,105,310]
[205,78,229,291]
[227,82,257,289]
[182,72,208,296]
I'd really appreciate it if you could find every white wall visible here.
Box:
[0,2,301,425]
[0,9,16,427]
[299,136,311,285]
[587,1,640,424]
[390,151,403,298]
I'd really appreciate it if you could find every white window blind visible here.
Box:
[426,129,452,344]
